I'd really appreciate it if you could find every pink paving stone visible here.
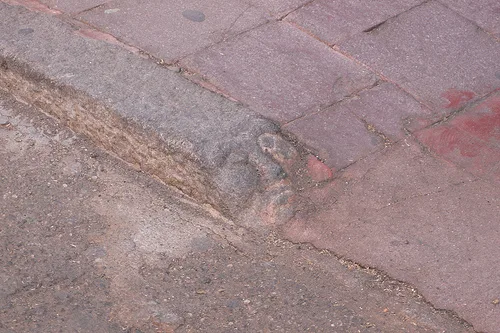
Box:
[181,22,377,123]
[38,0,105,14]
[78,0,271,62]
[286,0,423,45]
[338,1,500,113]
[416,123,500,182]
[449,93,500,148]
[415,93,500,180]
[246,0,310,18]
[282,140,500,333]
[284,106,383,169]
[440,0,500,39]
[340,82,437,141]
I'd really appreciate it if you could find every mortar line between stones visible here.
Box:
[361,0,432,34]
[409,132,497,185]
[331,46,436,111]
[175,20,273,66]
[282,79,382,127]
[73,2,107,16]
[426,89,500,128]
[277,0,316,21]
[284,20,335,47]
[285,14,437,115]
[435,0,500,42]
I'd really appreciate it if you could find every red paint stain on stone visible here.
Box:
[416,107,500,180]
[441,89,475,109]
[3,0,61,14]
[306,155,333,182]
[451,95,500,145]
[417,126,479,157]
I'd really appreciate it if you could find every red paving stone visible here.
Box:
[416,93,500,182]
[285,0,423,45]
[338,82,437,141]
[78,0,271,62]
[282,139,500,333]
[39,0,105,14]
[284,106,383,169]
[247,0,310,17]
[181,22,377,123]
[338,1,500,113]
[440,0,500,39]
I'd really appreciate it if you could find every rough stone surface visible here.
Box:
[416,93,500,182]
[0,2,287,220]
[284,103,384,170]
[338,1,500,113]
[286,0,424,44]
[440,0,500,39]
[39,0,105,14]
[78,0,271,62]
[282,139,500,333]
[336,82,437,142]
[181,22,377,123]
[247,0,311,17]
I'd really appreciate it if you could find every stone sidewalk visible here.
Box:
[2,0,500,332]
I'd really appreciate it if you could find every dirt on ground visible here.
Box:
[0,90,475,332]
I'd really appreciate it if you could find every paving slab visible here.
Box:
[39,0,106,14]
[338,1,500,113]
[340,82,436,141]
[286,0,424,45]
[416,93,500,182]
[284,104,384,170]
[440,0,500,39]
[181,22,377,124]
[246,0,311,18]
[78,0,271,62]
[284,82,438,170]
[282,139,500,333]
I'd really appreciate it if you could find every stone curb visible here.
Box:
[0,2,312,224]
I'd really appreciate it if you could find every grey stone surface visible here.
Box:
[0,2,286,220]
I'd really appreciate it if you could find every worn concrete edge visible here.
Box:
[0,2,306,224]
